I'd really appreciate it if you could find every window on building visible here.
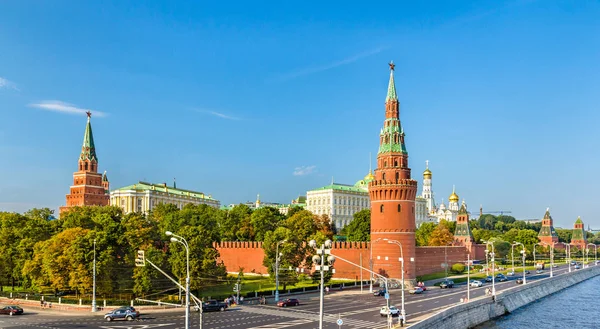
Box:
[398,204,401,212]
[382,173,386,180]
[380,204,384,213]
[395,172,399,181]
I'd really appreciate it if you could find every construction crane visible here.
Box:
[479,206,512,217]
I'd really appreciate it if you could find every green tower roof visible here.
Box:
[80,112,97,162]
[575,216,583,224]
[386,61,397,101]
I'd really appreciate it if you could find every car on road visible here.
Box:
[524,270,530,274]
[574,264,581,269]
[536,269,543,274]
[507,271,515,276]
[439,280,454,289]
[0,306,23,315]
[373,289,387,296]
[277,298,300,307]
[104,308,137,321]
[553,264,558,268]
[380,306,400,317]
[496,274,508,282]
[114,306,139,317]
[470,280,483,287]
[516,278,524,284]
[409,287,424,294]
[200,300,228,312]
[596,260,600,265]
[485,276,493,282]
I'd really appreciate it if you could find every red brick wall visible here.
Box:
[214,242,268,275]
[415,246,469,277]
[215,242,492,280]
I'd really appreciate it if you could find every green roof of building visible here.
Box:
[575,217,583,224]
[80,115,98,162]
[309,183,368,194]
[113,181,216,200]
[386,65,397,101]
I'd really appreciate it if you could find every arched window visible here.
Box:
[398,204,401,212]
[84,162,88,170]
[394,160,398,167]
[382,173,386,180]
[384,161,388,167]
[380,204,384,213]
[395,172,399,181]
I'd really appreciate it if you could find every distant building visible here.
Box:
[59,112,110,216]
[222,195,306,215]
[571,217,587,249]
[537,208,559,245]
[306,172,373,230]
[110,181,219,214]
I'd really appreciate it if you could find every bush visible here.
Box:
[451,263,465,274]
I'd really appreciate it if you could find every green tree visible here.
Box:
[428,221,454,246]
[472,228,501,244]
[451,263,465,274]
[342,209,370,241]
[556,229,572,243]
[219,204,252,241]
[251,207,285,241]
[415,222,436,246]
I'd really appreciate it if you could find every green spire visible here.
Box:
[80,111,97,162]
[102,171,108,182]
[386,61,397,101]
[575,216,583,224]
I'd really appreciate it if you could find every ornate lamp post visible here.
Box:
[385,239,406,324]
[274,239,287,302]
[369,238,383,293]
[483,241,496,296]
[587,243,598,265]
[92,239,97,312]
[309,239,335,329]
[513,242,526,284]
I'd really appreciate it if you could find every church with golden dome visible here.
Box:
[416,161,471,225]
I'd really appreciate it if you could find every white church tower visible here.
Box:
[422,160,436,214]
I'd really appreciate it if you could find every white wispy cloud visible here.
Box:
[29,100,107,117]
[293,165,317,176]
[271,47,388,82]
[0,77,19,91]
[194,109,241,120]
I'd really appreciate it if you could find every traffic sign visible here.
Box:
[336,318,343,325]
[384,293,389,300]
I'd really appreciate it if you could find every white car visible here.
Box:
[409,287,424,294]
[380,306,400,317]
[507,271,515,276]
[470,280,483,287]
[536,269,543,274]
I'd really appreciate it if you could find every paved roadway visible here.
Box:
[0,264,583,329]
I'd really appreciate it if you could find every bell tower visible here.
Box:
[369,62,418,285]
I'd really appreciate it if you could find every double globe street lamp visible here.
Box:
[166,231,191,329]
[309,239,335,329]
[512,241,526,284]
[274,239,287,303]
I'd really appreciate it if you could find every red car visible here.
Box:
[277,298,300,307]
[0,306,23,315]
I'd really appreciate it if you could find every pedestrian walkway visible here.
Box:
[240,305,381,328]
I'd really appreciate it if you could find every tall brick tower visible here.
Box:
[537,208,558,245]
[369,62,418,286]
[454,202,474,247]
[570,217,587,250]
[59,112,110,216]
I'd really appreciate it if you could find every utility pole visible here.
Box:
[92,239,97,312]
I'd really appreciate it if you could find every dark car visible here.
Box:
[524,270,530,274]
[439,280,454,288]
[0,306,23,315]
[485,276,493,282]
[277,298,300,307]
[200,300,227,312]
[516,278,524,284]
[373,289,387,296]
[104,308,137,321]
[496,274,508,282]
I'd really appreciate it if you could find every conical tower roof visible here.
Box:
[386,61,397,101]
[80,112,97,162]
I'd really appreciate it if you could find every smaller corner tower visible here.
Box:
[570,216,587,249]
[537,208,558,245]
[102,171,110,193]
[454,201,474,246]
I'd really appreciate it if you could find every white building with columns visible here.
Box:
[306,172,374,231]
[110,181,220,214]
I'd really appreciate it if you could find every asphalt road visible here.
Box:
[0,264,584,329]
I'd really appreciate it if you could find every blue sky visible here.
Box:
[1,0,599,228]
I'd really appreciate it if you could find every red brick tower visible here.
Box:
[537,208,559,245]
[570,217,587,250]
[59,112,109,216]
[369,62,418,286]
[454,202,474,247]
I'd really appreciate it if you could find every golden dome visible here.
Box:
[449,186,459,202]
[364,170,375,181]
[423,168,432,177]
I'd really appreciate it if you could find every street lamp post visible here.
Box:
[587,243,598,265]
[533,243,541,268]
[548,242,555,278]
[484,241,496,297]
[92,239,97,312]
[385,239,406,324]
[166,231,190,329]
[511,243,516,274]
[309,239,335,329]
[274,240,287,303]
[369,238,383,293]
[512,242,526,284]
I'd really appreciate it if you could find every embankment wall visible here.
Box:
[410,265,600,329]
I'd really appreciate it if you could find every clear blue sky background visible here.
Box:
[0,0,598,228]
